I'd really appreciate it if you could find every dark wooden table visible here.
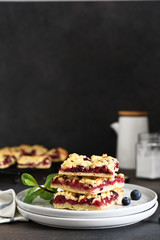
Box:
[0,169,160,240]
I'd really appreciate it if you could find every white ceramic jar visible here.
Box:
[110,111,149,169]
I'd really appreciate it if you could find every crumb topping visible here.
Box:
[60,153,118,172]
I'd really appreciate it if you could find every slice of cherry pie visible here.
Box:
[51,173,124,194]
[11,144,47,156]
[48,147,68,162]
[0,149,19,169]
[17,155,52,169]
[53,188,124,211]
[59,153,119,177]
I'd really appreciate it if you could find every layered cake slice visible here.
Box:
[59,153,119,177]
[17,155,52,169]
[48,147,68,162]
[51,173,125,194]
[53,188,124,211]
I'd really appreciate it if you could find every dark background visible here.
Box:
[0,2,160,157]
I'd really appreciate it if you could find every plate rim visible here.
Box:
[16,183,158,218]
[17,201,158,229]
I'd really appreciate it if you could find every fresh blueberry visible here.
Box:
[131,189,141,200]
[122,197,131,206]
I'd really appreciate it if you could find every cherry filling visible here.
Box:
[60,165,114,174]
[115,162,119,169]
[53,191,119,207]
[19,163,34,167]
[49,154,59,159]
[83,157,91,161]
[39,158,51,166]
[2,156,12,165]
[11,156,17,161]
[52,176,124,191]
[21,150,36,156]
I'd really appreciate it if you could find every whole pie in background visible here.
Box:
[0,145,68,169]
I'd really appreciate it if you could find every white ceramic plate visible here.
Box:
[17,201,158,229]
[16,184,157,218]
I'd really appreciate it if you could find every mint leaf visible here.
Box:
[21,173,38,187]
[39,189,54,200]
[21,173,58,204]
[44,173,58,188]
[23,189,44,204]
[25,187,38,196]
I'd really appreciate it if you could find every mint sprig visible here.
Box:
[21,173,58,204]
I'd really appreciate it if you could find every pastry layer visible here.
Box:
[48,148,68,162]
[51,174,125,194]
[59,153,119,177]
[17,155,52,169]
[53,188,124,211]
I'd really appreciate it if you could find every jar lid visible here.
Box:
[118,111,148,117]
[138,133,160,143]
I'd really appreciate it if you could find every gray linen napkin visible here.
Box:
[0,189,28,223]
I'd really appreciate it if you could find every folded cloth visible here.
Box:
[0,189,28,223]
